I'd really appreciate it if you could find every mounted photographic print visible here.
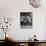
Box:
[20,12,33,28]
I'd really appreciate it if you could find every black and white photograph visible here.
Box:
[20,12,33,28]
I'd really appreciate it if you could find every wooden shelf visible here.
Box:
[0,39,46,46]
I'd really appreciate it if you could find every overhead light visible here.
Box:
[29,0,44,8]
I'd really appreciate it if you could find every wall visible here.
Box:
[0,0,46,40]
